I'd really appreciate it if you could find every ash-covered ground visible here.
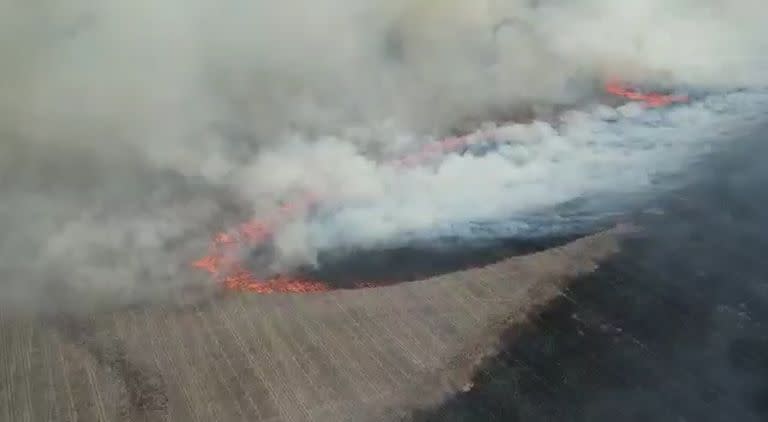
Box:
[414,125,768,421]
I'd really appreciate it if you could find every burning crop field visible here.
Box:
[0,0,767,421]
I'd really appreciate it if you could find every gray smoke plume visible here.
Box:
[1,0,766,312]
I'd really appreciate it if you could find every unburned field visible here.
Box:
[0,229,622,422]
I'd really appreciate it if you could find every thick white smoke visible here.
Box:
[266,89,768,269]
[1,0,766,311]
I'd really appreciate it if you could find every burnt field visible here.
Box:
[417,124,768,421]
[292,232,586,290]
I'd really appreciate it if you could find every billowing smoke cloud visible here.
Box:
[1,0,766,312]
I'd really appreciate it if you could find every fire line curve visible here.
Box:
[192,81,687,293]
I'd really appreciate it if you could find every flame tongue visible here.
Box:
[604,80,689,107]
[223,269,329,293]
[193,80,686,293]
[192,194,325,294]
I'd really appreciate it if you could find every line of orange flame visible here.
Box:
[604,80,689,107]
[191,135,476,293]
[193,81,687,293]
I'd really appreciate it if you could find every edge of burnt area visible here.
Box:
[406,233,644,422]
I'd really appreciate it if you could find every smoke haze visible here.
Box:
[1,0,766,312]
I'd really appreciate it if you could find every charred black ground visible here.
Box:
[242,227,590,290]
[413,124,768,421]
[296,233,585,289]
